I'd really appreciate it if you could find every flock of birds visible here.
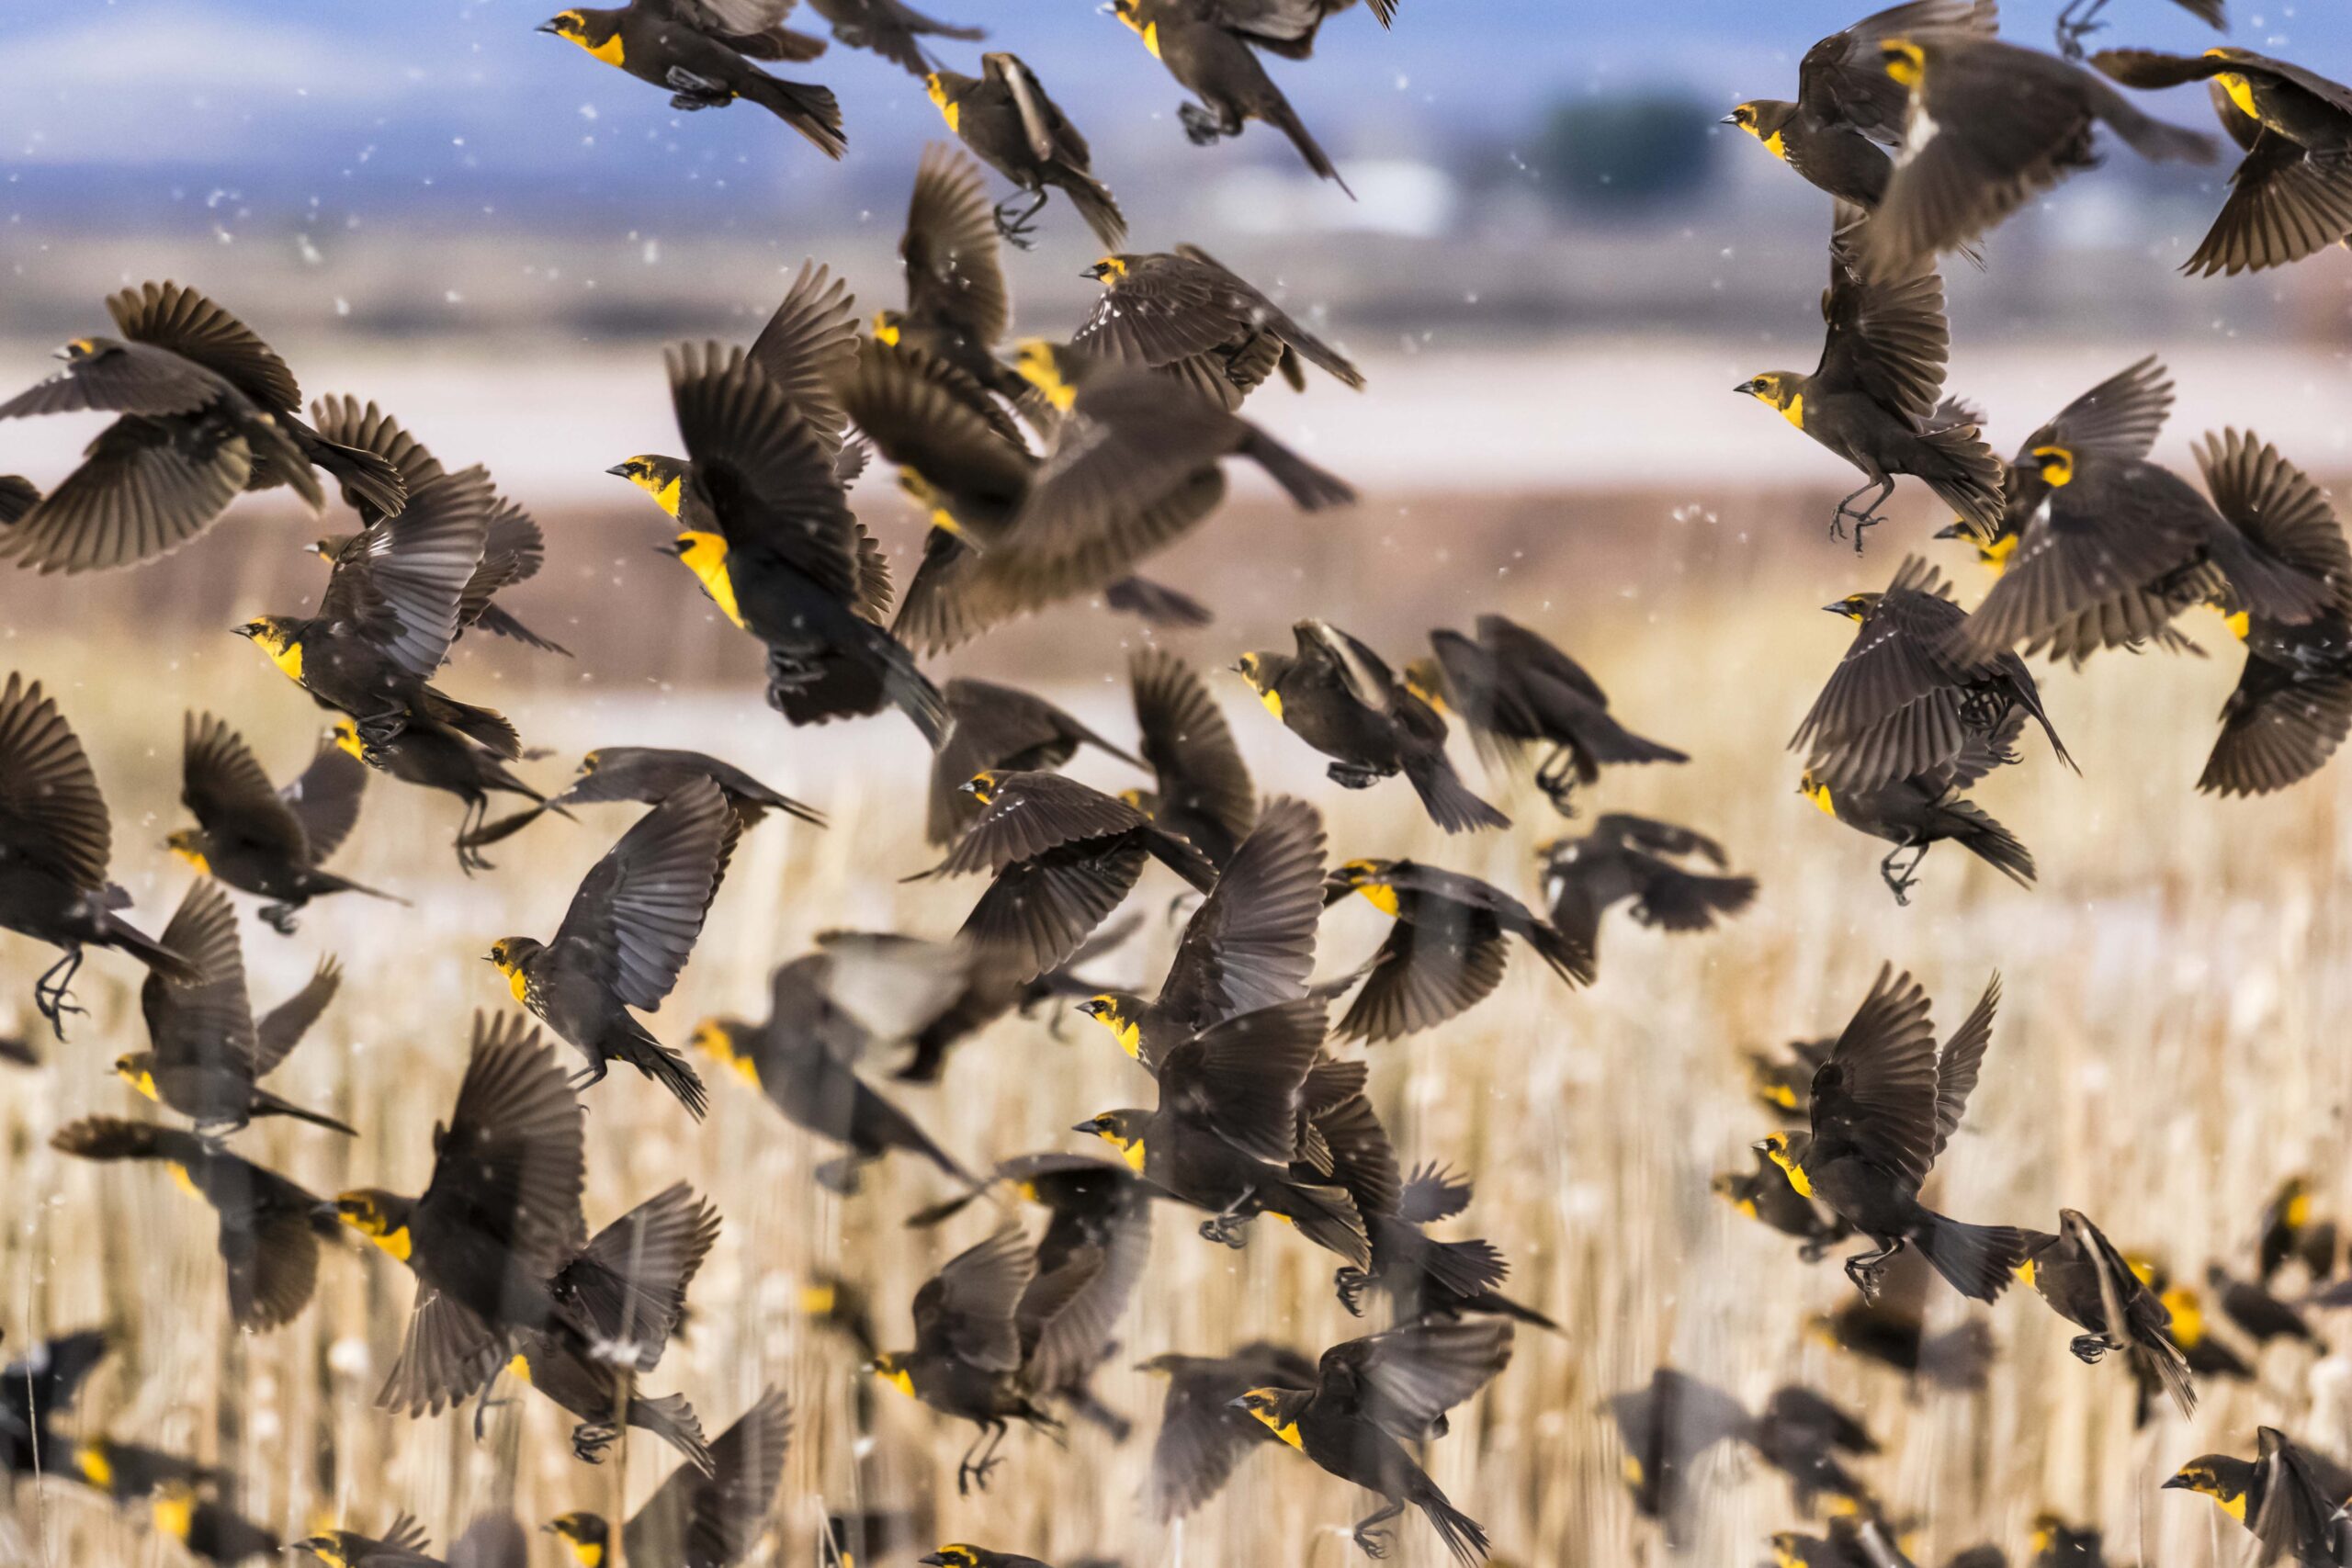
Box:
[4,0,2352,1562]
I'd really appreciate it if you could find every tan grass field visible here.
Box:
[4,485,2351,1568]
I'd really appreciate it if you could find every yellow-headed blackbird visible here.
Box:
[489,779,735,1117]
[1607,1367,1752,1546]
[69,1437,224,1504]
[1127,647,1256,869]
[1071,246,1364,412]
[1736,215,2001,547]
[331,718,551,875]
[1758,965,2029,1301]
[1798,709,2036,904]
[475,744,821,854]
[1111,0,1354,194]
[1858,30,2214,279]
[2188,433,2352,795]
[1714,1148,1855,1261]
[1413,615,1688,813]
[537,2,843,155]
[237,461,517,759]
[1233,1318,1511,1566]
[1725,2,1996,217]
[1538,815,1756,971]
[290,1514,443,1566]
[878,145,1035,418]
[170,712,386,933]
[1323,858,1589,1042]
[2147,1277,2256,1381]
[118,884,350,1133]
[690,962,976,1192]
[929,680,1144,846]
[1794,557,2073,795]
[0,281,403,573]
[655,341,947,743]
[51,1116,340,1328]
[1105,574,1214,628]
[1749,1385,1880,1517]
[151,1481,282,1566]
[2025,1515,2110,1568]
[922,54,1123,247]
[0,673,197,1032]
[0,1329,108,1475]
[2016,1209,2194,1417]
[516,1275,711,1472]
[808,0,979,73]
[1949,427,2333,669]
[306,396,570,655]
[2261,1175,2338,1283]
[920,770,1216,983]
[1138,1340,1318,1519]
[1238,620,1505,832]
[1937,355,2177,580]
[1769,1518,1914,1568]
[867,1226,1067,1494]
[1077,999,1372,1265]
[332,1013,589,1415]
[2094,46,2349,274]
[1349,1163,1556,1330]
[2209,1262,2326,1348]
[1076,795,1324,1070]
[919,1550,1049,1568]
[2167,1428,2352,1564]
[1806,1258,1995,1390]
[1750,1039,1836,1113]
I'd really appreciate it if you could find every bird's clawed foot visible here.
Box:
[32,951,85,1041]
[261,903,300,936]
[990,192,1046,251]
[1326,761,1384,791]
[663,66,730,110]
[1877,845,1925,907]
[2068,1334,2112,1366]
[2052,0,2107,59]
[1199,1213,1252,1250]
[1352,1522,1393,1561]
[571,1421,618,1463]
[1178,102,1225,146]
[1844,1255,1885,1302]
[1334,1267,1370,1317]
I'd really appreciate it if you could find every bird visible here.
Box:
[1070,246,1365,412]
[928,679,1145,846]
[0,280,403,573]
[1724,1,1999,219]
[2259,1175,2338,1284]
[1747,1385,1882,1517]
[486,777,737,1118]
[0,1328,109,1475]
[1231,1318,1512,1566]
[305,395,570,655]
[1792,557,2074,796]
[51,1115,342,1328]
[1758,965,2031,1302]
[2208,1263,2326,1349]
[1076,999,1373,1267]
[1538,815,1757,971]
[2016,1208,2195,1417]
[147,1480,283,1566]
[1857,28,2215,278]
[168,711,389,933]
[807,0,979,73]
[114,883,351,1134]
[1607,1367,1757,1546]
[1735,212,2002,547]
[2188,431,2352,797]
[0,671,197,1034]
[918,1551,1053,1568]
[2092,44,2352,275]
[1109,0,1354,195]
[1345,1163,1556,1329]
[1411,615,1688,813]
[866,1226,1066,1495]
[916,770,1216,984]
[1322,858,1591,1042]
[330,717,552,874]
[67,1437,224,1506]
[1138,1341,1319,1520]
[1714,1147,1856,1261]
[653,340,947,744]
[1126,647,1257,869]
[2057,0,2222,61]
[472,744,823,852]
[289,1515,446,1566]
[444,1517,531,1568]
[922,55,1124,247]
[1798,707,2037,905]
[1237,620,1507,833]
[330,1012,590,1416]
[689,964,977,1194]
[235,459,517,760]
[537,3,844,156]
[1807,1261,1996,1391]
[2166,1428,2352,1565]
[876,143,1037,418]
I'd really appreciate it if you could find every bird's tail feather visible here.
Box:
[1912,1211,2035,1303]
[1402,751,1511,835]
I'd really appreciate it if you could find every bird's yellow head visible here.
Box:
[1824,593,1872,622]
[236,616,304,681]
[608,454,684,516]
[335,1190,413,1260]
[537,10,624,64]
[2160,1285,2205,1345]
[1797,771,1835,817]
[74,1439,115,1491]
[1879,39,1926,86]
[1232,1388,1304,1449]
[961,770,1002,806]
[1076,1111,1148,1171]
[545,1513,610,1568]
[1735,373,1804,429]
[1014,339,1079,411]
[865,1352,917,1397]
[1085,256,1130,284]
[290,1535,350,1568]
[112,1054,160,1103]
[2030,445,2075,488]
[150,1480,199,1540]
[922,1549,982,1568]
[1233,651,1283,717]
[2165,1456,2252,1518]
[1769,1533,1815,1568]
[691,1019,759,1087]
[1754,1132,1813,1195]
[1400,657,1449,712]
[485,937,536,1004]
[1077,994,1145,1057]
[1722,101,1794,158]
[1334,859,1400,916]
[871,309,905,346]
[164,828,211,874]
[60,338,102,363]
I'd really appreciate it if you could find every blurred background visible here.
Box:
[12,3,2352,1566]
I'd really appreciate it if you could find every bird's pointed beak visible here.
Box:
[232,625,256,639]
[1720,112,1741,125]
[1733,378,1762,396]
[1225,1394,1251,1409]
[1931,522,1964,540]
[652,542,684,558]
[311,1199,340,1222]
[605,462,634,477]
[2160,1474,2191,1491]
[1071,1120,1097,1134]
[1750,1137,1772,1153]
[1820,603,1849,615]
[536,19,562,32]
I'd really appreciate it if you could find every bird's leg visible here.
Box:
[663,66,732,110]
[1351,1502,1405,1562]
[2053,0,2108,59]
[571,1420,618,1463]
[567,1060,608,1094]
[1843,1239,1899,1302]
[1830,478,1896,553]
[1536,747,1581,816]
[261,902,300,936]
[1326,761,1385,790]
[32,948,85,1040]
[989,189,1047,251]
[355,708,408,753]
[2067,1333,2116,1366]
[1878,844,1926,907]
[1334,1266,1371,1317]
[469,1379,515,1442]
[1199,1188,1258,1249]
[1178,100,1227,146]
